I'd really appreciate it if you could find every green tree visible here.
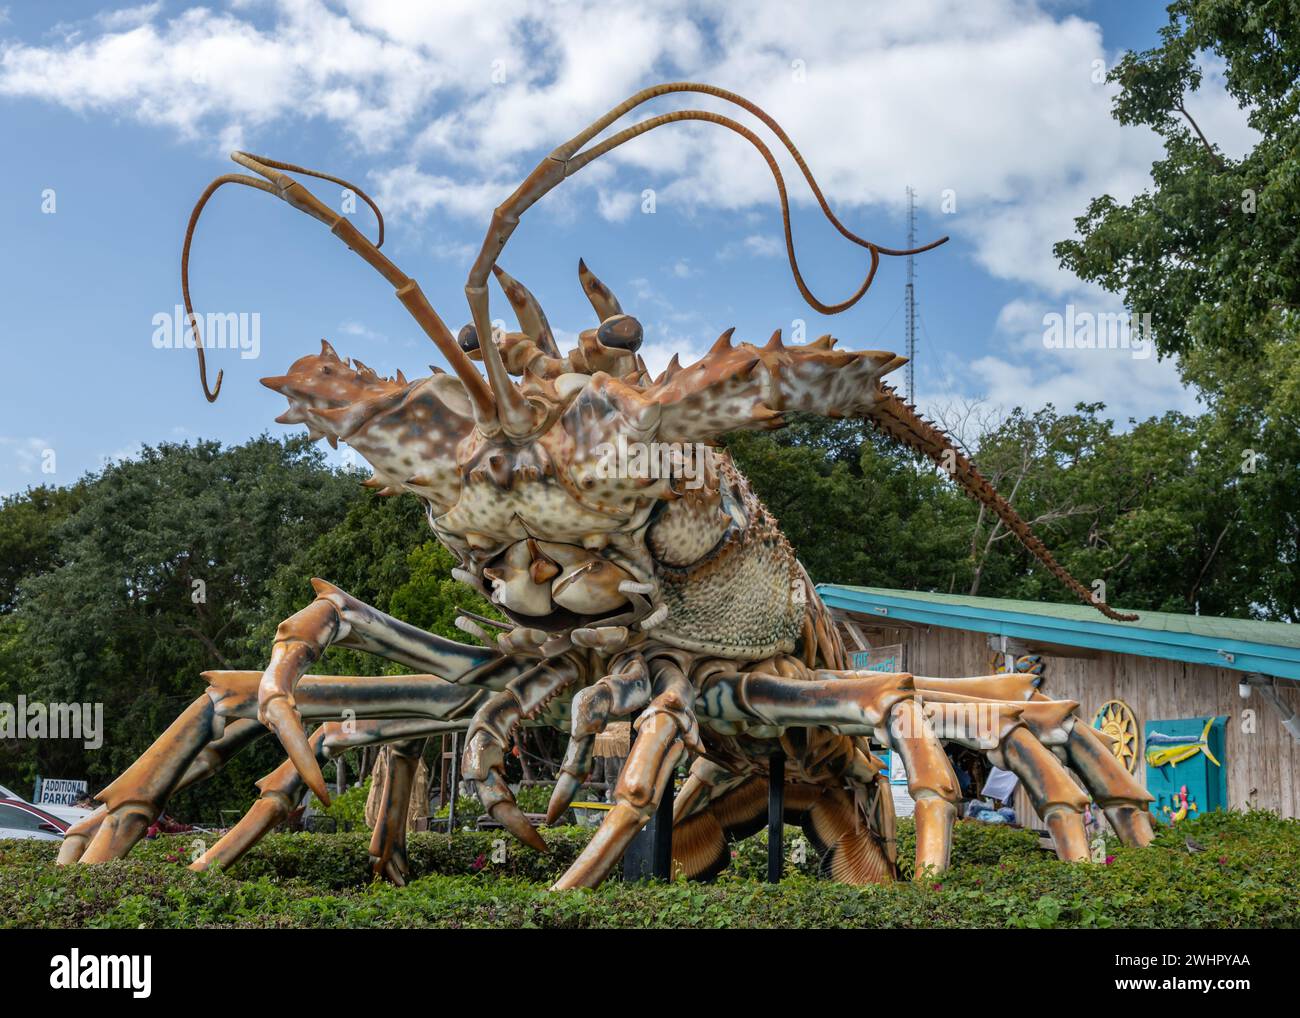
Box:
[0,484,86,612]
[0,434,503,820]
[257,492,497,677]
[2,436,360,815]
[966,404,1263,616]
[1054,0,1299,619]
[727,416,977,592]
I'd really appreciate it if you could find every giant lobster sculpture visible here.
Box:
[60,84,1153,888]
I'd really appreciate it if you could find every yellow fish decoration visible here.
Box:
[1144,717,1221,770]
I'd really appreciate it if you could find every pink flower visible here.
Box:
[932,882,943,891]
[1218,856,1229,865]
[471,853,486,872]
[1104,855,1116,865]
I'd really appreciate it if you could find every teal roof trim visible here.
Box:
[816,585,1300,681]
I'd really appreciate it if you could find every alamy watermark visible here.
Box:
[0,696,103,749]
[151,305,261,360]
[887,695,1003,748]
[592,435,709,490]
[50,950,151,998]
[1042,306,1152,360]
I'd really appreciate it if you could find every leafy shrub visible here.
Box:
[432,794,486,830]
[514,783,558,815]
[307,779,371,829]
[4,810,1297,929]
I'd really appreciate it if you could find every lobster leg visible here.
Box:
[994,726,1090,861]
[1059,719,1155,846]
[202,668,492,724]
[176,718,268,789]
[66,666,491,868]
[248,577,505,807]
[461,657,581,852]
[697,669,961,879]
[916,683,1154,849]
[546,654,651,824]
[913,689,1090,861]
[191,724,335,874]
[671,756,747,825]
[58,717,267,864]
[60,694,225,865]
[368,737,429,885]
[193,718,472,878]
[552,657,698,889]
[203,670,493,873]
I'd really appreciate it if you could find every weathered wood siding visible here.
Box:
[843,620,1300,825]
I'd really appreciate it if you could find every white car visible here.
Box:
[0,783,95,826]
[0,799,69,841]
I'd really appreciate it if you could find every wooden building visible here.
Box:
[817,585,1300,831]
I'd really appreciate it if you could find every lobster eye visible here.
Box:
[597,314,642,352]
[457,324,480,353]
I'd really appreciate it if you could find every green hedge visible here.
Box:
[3,811,1297,928]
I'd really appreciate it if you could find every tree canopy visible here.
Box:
[1054,0,1299,616]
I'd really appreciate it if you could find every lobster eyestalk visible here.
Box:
[465,281,543,439]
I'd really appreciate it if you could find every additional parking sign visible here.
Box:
[37,778,88,806]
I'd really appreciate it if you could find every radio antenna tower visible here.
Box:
[904,185,917,402]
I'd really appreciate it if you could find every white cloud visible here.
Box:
[368,163,513,222]
[0,1,446,151]
[1,0,1256,420]
[0,436,53,476]
[1,1,1252,287]
[640,324,711,379]
[918,293,1201,426]
[718,233,783,260]
[337,320,387,344]
[100,441,143,467]
[96,3,162,31]
[595,188,638,222]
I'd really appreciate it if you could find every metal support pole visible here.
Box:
[447,732,459,834]
[622,715,675,881]
[768,751,785,883]
[651,775,674,879]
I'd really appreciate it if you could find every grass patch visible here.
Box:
[2,810,1296,929]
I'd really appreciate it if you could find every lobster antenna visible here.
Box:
[182,174,277,401]
[181,153,497,425]
[464,81,947,329]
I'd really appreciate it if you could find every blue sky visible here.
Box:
[0,1,1257,496]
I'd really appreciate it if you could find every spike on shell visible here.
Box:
[709,327,736,354]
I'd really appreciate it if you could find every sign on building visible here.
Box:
[37,778,88,806]
[850,644,905,673]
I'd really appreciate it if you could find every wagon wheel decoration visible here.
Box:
[1093,700,1140,774]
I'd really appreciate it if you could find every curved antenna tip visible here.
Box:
[203,368,223,403]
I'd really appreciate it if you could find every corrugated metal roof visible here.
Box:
[817,585,1300,680]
